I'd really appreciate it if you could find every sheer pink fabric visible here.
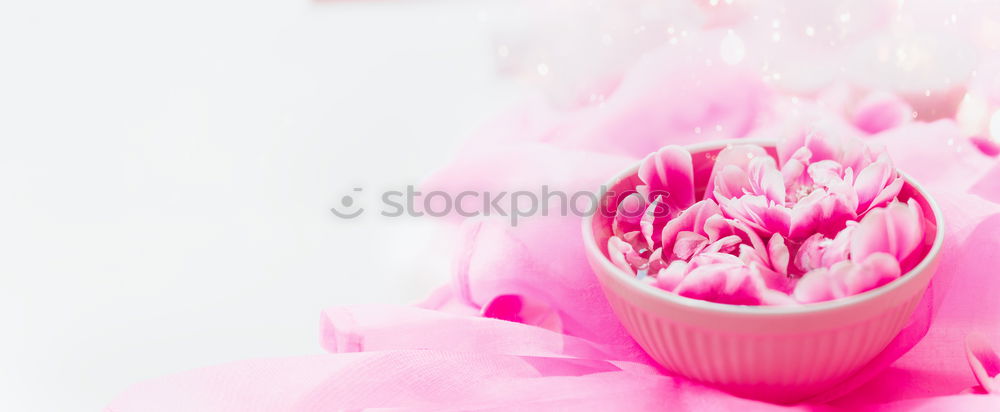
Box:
[109,48,1000,411]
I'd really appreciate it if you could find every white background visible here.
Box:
[0,1,526,410]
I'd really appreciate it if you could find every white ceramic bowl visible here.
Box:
[582,140,944,403]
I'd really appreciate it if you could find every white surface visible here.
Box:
[0,1,524,410]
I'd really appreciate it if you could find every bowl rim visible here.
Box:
[581,138,946,315]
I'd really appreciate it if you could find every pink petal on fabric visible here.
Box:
[320,305,621,360]
[481,294,564,334]
[637,145,694,210]
[674,263,764,305]
[966,333,1000,394]
[970,135,1000,157]
[850,199,925,264]
[852,91,912,134]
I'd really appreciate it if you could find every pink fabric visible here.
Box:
[109,48,1000,411]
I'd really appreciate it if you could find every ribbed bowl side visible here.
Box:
[601,287,925,403]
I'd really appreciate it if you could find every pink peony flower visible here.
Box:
[711,129,903,241]
[606,128,927,306]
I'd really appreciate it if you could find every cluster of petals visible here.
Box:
[607,131,927,305]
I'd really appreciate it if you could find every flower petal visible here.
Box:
[792,223,854,274]
[721,195,792,237]
[673,231,709,260]
[660,199,720,252]
[638,145,694,210]
[639,196,670,249]
[852,91,911,134]
[850,199,924,264]
[655,260,689,292]
[807,159,843,187]
[612,192,647,238]
[702,234,742,255]
[843,252,901,295]
[767,233,790,276]
[674,263,764,305]
[607,237,638,275]
[706,144,769,199]
[862,177,903,215]
[789,189,852,240]
[748,155,786,204]
[854,155,897,212]
[793,267,840,303]
[712,165,752,200]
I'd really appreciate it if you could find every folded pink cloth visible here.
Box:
[109,47,1000,411]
